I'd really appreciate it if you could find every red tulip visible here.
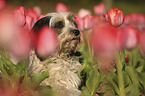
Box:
[0,0,6,10]
[55,3,69,12]
[125,54,129,62]
[93,3,106,15]
[13,6,26,26]
[119,26,140,50]
[107,8,124,27]
[33,26,58,58]
[140,31,145,55]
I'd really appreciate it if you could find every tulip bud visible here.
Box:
[125,54,129,63]
[93,3,105,15]
[83,15,94,30]
[55,3,69,12]
[24,15,34,31]
[33,26,58,58]
[75,16,84,31]
[13,6,26,26]
[107,8,124,27]
[119,26,140,50]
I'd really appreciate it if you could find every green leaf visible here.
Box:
[107,72,119,95]
[30,70,49,88]
[38,86,57,96]
[81,86,91,96]
[138,72,145,91]
[86,67,104,96]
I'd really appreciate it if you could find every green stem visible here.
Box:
[116,53,126,96]
[84,30,94,65]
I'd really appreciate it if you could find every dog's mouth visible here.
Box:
[71,37,80,41]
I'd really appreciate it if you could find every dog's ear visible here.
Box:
[32,16,52,33]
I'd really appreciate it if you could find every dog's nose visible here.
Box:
[72,29,80,36]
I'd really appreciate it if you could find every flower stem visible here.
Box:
[116,53,126,96]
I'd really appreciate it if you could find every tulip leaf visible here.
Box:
[30,70,49,88]
[81,86,91,96]
[107,72,119,95]
[86,67,104,96]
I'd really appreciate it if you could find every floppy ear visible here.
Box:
[32,16,52,33]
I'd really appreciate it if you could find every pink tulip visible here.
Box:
[75,14,94,31]
[93,3,106,15]
[107,8,124,27]
[90,22,118,73]
[33,26,58,58]
[24,15,34,31]
[0,9,18,46]
[0,0,6,10]
[55,3,69,12]
[33,6,41,16]
[75,15,84,31]
[37,14,44,20]
[26,8,37,18]
[13,6,26,26]
[90,22,118,58]
[78,8,91,18]
[7,29,31,58]
[140,31,145,55]
[83,15,94,30]
[119,26,140,50]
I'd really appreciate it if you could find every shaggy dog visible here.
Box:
[28,12,82,96]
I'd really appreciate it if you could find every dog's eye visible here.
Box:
[54,21,64,29]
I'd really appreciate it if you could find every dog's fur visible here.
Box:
[28,12,82,96]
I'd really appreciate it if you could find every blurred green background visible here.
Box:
[6,0,145,14]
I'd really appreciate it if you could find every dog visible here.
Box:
[28,12,82,96]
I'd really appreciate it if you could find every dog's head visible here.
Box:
[32,12,81,58]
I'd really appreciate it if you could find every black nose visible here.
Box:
[72,29,80,36]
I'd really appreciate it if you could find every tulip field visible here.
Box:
[0,0,145,96]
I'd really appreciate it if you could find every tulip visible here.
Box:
[0,9,18,46]
[13,6,26,26]
[75,15,94,32]
[119,26,140,50]
[0,0,6,10]
[33,26,58,58]
[75,15,84,31]
[37,14,44,20]
[24,15,34,31]
[33,6,41,16]
[7,29,31,60]
[90,22,118,73]
[93,3,106,15]
[107,8,124,27]
[140,31,145,56]
[125,54,129,63]
[83,15,94,30]
[78,8,91,18]
[55,3,69,12]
